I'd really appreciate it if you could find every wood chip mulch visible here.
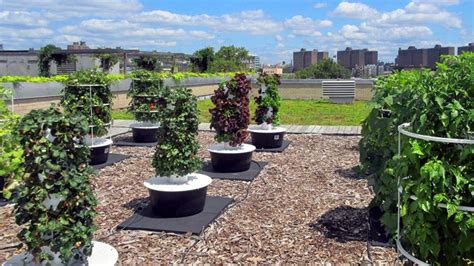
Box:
[0,132,398,264]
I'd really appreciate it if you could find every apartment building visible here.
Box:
[337,47,378,69]
[293,48,329,71]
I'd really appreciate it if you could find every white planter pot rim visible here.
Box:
[207,143,256,154]
[248,126,287,134]
[85,137,113,148]
[129,122,160,129]
[144,174,212,192]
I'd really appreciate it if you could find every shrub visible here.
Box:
[209,73,252,146]
[12,106,97,264]
[394,53,473,263]
[95,53,120,72]
[127,70,167,123]
[295,59,351,79]
[61,69,113,137]
[360,52,474,263]
[254,73,282,126]
[152,87,201,177]
[0,85,22,197]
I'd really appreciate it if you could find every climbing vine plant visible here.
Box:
[152,87,201,177]
[12,106,97,264]
[209,73,252,146]
[254,72,282,126]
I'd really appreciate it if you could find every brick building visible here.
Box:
[337,47,378,69]
[458,43,474,55]
[395,45,454,69]
[293,48,328,71]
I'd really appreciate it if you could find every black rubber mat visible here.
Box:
[117,196,233,234]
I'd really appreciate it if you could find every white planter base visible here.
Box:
[2,241,118,266]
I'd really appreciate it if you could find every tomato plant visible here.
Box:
[127,70,167,123]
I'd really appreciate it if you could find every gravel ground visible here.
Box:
[0,132,397,264]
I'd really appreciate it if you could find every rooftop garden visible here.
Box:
[0,52,472,265]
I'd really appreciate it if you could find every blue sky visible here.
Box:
[1,0,472,63]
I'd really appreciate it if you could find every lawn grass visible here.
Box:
[112,99,372,125]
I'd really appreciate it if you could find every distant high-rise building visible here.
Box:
[337,47,378,69]
[395,45,454,69]
[293,48,328,71]
[458,43,474,55]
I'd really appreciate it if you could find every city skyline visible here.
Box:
[0,0,472,64]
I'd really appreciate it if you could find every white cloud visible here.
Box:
[277,43,285,48]
[413,0,459,5]
[313,3,327,8]
[0,27,54,39]
[284,15,331,36]
[131,9,282,35]
[275,34,284,42]
[0,11,49,27]
[332,2,380,19]
[2,0,142,18]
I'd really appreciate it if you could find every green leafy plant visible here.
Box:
[12,106,97,264]
[295,58,351,79]
[0,85,23,198]
[95,53,120,72]
[0,72,245,83]
[360,52,474,264]
[152,87,201,177]
[254,72,282,126]
[61,69,113,137]
[359,70,425,230]
[210,73,252,146]
[127,70,167,123]
[38,44,76,77]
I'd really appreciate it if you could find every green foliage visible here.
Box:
[295,59,351,79]
[152,87,201,177]
[190,47,215,73]
[0,72,242,83]
[207,46,251,73]
[95,53,120,72]
[12,106,97,264]
[38,44,76,77]
[61,69,113,137]
[0,86,23,197]
[127,70,167,123]
[360,52,474,264]
[254,73,282,126]
[133,55,162,72]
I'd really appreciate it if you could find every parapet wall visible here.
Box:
[2,78,374,115]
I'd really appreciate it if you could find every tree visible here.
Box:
[208,46,250,72]
[190,47,215,73]
[95,53,120,72]
[38,44,76,77]
[295,59,351,79]
[133,55,162,72]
